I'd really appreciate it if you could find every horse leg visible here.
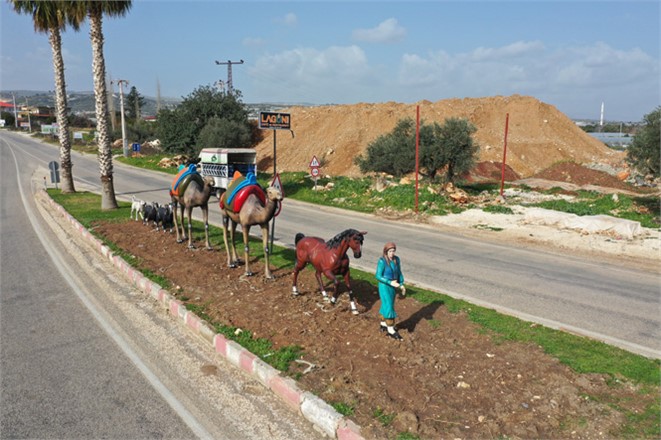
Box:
[292,259,307,295]
[261,224,273,279]
[323,269,340,305]
[343,269,359,315]
[242,225,253,277]
[315,271,329,301]
[202,205,211,250]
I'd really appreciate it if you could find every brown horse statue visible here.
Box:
[292,229,367,314]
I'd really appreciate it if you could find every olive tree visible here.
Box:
[627,107,660,178]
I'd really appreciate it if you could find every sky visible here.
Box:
[1,1,659,122]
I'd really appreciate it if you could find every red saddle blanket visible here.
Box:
[219,184,266,213]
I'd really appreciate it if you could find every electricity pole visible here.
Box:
[12,93,18,128]
[214,59,244,95]
[25,97,32,132]
[113,79,129,157]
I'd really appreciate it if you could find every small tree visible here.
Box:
[627,107,660,178]
[423,117,479,183]
[156,85,252,154]
[125,85,144,121]
[354,118,416,177]
[198,116,252,150]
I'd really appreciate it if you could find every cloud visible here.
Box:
[352,18,406,43]
[275,12,297,27]
[242,37,266,47]
[248,45,373,102]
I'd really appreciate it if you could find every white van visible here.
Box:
[198,148,257,197]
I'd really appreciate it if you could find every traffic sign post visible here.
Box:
[309,156,320,190]
[48,160,60,189]
[269,173,284,253]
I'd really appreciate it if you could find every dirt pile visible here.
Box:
[253,95,624,179]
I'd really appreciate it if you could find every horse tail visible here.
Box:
[295,233,305,245]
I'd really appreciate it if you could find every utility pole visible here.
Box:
[12,93,18,128]
[113,79,129,157]
[214,59,244,95]
[25,97,32,132]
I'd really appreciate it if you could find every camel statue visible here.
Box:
[220,183,282,278]
[170,172,215,249]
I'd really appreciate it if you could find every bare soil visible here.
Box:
[91,160,656,440]
[92,219,654,440]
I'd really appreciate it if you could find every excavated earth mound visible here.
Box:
[253,95,624,179]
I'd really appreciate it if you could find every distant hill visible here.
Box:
[0,90,181,117]
[0,90,311,119]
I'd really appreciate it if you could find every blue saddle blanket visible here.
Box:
[226,172,258,205]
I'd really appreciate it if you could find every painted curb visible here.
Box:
[41,190,364,440]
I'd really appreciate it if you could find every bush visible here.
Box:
[354,118,416,177]
[627,106,660,178]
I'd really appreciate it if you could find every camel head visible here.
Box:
[266,186,283,203]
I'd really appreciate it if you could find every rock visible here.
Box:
[392,411,418,434]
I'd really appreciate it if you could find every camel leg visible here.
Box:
[179,205,188,243]
[261,224,273,279]
[172,201,184,244]
[229,221,241,265]
[242,226,254,277]
[221,215,236,269]
[202,205,211,250]
[186,206,194,248]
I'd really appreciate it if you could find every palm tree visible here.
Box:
[9,0,81,193]
[73,0,132,209]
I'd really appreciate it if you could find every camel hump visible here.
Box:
[295,233,305,244]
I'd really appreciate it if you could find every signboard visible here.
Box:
[309,155,320,168]
[311,167,319,177]
[132,142,141,152]
[259,111,291,130]
[0,119,5,127]
[74,132,84,139]
[20,122,30,128]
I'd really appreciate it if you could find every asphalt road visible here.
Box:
[0,133,324,439]
[2,131,659,361]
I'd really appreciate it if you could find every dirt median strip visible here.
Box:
[36,188,363,440]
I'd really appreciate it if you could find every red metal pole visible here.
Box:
[415,105,420,213]
[500,113,509,197]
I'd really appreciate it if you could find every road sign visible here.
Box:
[132,142,141,152]
[310,167,319,177]
[309,155,320,168]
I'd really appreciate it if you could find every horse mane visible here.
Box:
[326,229,362,249]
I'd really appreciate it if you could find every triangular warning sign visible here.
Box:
[271,173,284,198]
[309,155,320,168]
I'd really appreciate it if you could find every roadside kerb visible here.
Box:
[40,190,363,440]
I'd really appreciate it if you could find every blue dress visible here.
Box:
[376,256,404,320]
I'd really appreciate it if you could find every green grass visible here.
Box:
[373,407,395,426]
[47,188,661,438]
[117,154,180,175]
[331,401,356,416]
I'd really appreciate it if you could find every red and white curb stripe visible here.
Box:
[42,191,364,440]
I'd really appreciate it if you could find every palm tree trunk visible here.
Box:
[49,26,75,193]
[89,9,118,209]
